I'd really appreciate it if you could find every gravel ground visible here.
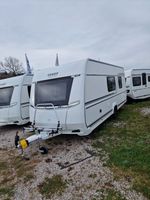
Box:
[0,125,148,200]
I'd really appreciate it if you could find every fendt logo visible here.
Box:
[48,72,58,77]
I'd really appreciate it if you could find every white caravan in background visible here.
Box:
[125,69,150,100]
[0,74,33,126]
[23,58,126,145]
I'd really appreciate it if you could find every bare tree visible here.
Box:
[0,56,25,76]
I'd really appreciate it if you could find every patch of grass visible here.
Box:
[0,150,39,199]
[12,156,38,180]
[0,162,8,171]
[104,188,125,200]
[93,101,150,199]
[0,153,16,199]
[23,173,35,183]
[133,174,150,199]
[0,151,39,199]
[0,186,14,199]
[38,175,67,199]
[92,188,125,200]
[0,176,15,186]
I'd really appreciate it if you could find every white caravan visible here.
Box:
[0,74,32,126]
[23,58,126,146]
[125,69,150,99]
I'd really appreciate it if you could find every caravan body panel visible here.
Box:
[20,75,32,120]
[85,60,126,131]
[125,69,150,99]
[30,59,126,136]
[30,60,86,134]
[0,75,32,126]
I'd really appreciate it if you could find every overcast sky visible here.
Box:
[0,0,150,70]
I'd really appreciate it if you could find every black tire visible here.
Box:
[113,106,118,117]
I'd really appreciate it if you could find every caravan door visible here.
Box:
[0,86,14,124]
[132,73,149,98]
[20,85,30,120]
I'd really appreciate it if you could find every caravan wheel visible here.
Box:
[113,106,118,117]
[39,146,48,154]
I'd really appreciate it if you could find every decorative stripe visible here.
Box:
[85,91,126,109]
[132,87,150,91]
[117,100,126,107]
[85,93,114,106]
[23,84,31,86]
[135,94,150,98]
[86,74,124,77]
[21,102,29,105]
[22,117,29,120]
[87,109,112,128]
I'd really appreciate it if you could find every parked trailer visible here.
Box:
[125,69,150,100]
[0,74,33,126]
[21,58,126,147]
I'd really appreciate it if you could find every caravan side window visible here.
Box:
[142,73,146,85]
[132,77,141,86]
[27,86,31,98]
[118,76,122,89]
[107,76,116,92]
[0,86,14,106]
[148,76,150,82]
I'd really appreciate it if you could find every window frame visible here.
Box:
[0,86,14,106]
[107,76,116,92]
[35,76,73,107]
[142,73,147,85]
[27,86,31,98]
[132,76,141,87]
[118,76,123,89]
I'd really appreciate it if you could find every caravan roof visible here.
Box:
[33,58,124,82]
[125,68,150,76]
[0,74,27,88]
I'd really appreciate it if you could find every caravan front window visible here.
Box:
[35,77,73,106]
[0,86,14,106]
